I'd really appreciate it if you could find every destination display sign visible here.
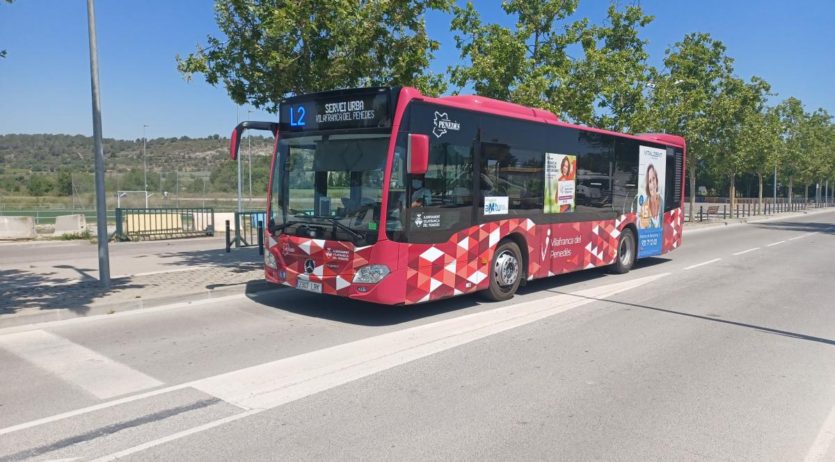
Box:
[279,89,392,132]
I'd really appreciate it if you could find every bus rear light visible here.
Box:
[353,265,390,284]
[264,251,278,269]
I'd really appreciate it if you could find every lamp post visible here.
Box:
[86,0,110,288]
[247,109,253,203]
[142,124,149,208]
[236,106,242,214]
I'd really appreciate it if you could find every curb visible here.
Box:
[0,279,282,330]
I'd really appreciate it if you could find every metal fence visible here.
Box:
[114,207,214,241]
[230,210,267,248]
[689,198,835,222]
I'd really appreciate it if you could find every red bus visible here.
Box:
[230,87,685,304]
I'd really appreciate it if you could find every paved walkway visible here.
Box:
[0,237,268,327]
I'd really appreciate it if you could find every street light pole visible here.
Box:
[85,0,110,288]
[143,124,149,208]
[247,109,253,203]
[236,107,242,214]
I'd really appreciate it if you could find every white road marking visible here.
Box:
[0,273,668,442]
[732,247,760,256]
[0,293,256,337]
[804,402,835,462]
[0,330,163,399]
[789,234,812,241]
[684,258,721,270]
[766,240,786,247]
[89,410,261,462]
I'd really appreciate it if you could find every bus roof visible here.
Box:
[404,87,686,149]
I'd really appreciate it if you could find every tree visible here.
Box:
[775,97,806,204]
[800,109,833,202]
[449,0,584,112]
[741,106,782,210]
[55,170,73,196]
[707,76,771,217]
[177,0,452,110]
[646,33,734,222]
[560,4,655,132]
[27,174,53,197]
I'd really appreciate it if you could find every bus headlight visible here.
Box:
[264,251,278,269]
[353,265,390,284]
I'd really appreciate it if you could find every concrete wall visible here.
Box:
[215,213,236,230]
[0,216,36,240]
[53,214,88,237]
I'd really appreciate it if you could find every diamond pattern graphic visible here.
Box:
[267,211,680,305]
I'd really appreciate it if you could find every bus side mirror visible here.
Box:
[230,121,279,161]
[229,124,243,160]
[407,133,429,175]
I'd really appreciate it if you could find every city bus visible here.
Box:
[229,87,685,305]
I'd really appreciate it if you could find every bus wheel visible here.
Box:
[611,228,636,274]
[483,240,522,301]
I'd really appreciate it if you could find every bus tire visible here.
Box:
[482,240,522,301]
[611,227,636,274]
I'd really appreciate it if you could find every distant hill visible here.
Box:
[0,134,274,197]
[0,133,273,173]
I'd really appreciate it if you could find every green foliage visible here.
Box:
[176,0,452,110]
[27,174,54,196]
[55,170,73,196]
[449,0,583,112]
[562,4,655,132]
[0,134,276,197]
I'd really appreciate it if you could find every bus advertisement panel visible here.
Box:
[636,145,667,257]
[544,153,576,214]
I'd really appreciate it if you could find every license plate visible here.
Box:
[296,280,322,293]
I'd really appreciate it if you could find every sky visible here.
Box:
[0,0,833,140]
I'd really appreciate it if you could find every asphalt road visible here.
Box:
[1,210,834,461]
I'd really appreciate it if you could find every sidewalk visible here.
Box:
[0,237,272,328]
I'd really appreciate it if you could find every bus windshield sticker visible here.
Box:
[413,212,441,228]
[432,112,461,138]
[544,153,576,213]
[484,196,509,215]
[636,145,666,257]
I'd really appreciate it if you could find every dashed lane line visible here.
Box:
[684,258,721,271]
[767,240,786,247]
[804,401,835,462]
[732,247,760,256]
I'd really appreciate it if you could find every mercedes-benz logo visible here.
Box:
[304,259,315,274]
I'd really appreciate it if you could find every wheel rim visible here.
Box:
[494,249,519,288]
[619,234,633,267]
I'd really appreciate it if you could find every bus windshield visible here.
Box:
[272,133,390,245]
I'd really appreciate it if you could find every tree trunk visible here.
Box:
[804,183,809,203]
[788,176,794,205]
[757,172,763,212]
[729,174,736,218]
[688,164,696,223]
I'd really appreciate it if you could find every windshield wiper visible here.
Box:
[293,214,365,242]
